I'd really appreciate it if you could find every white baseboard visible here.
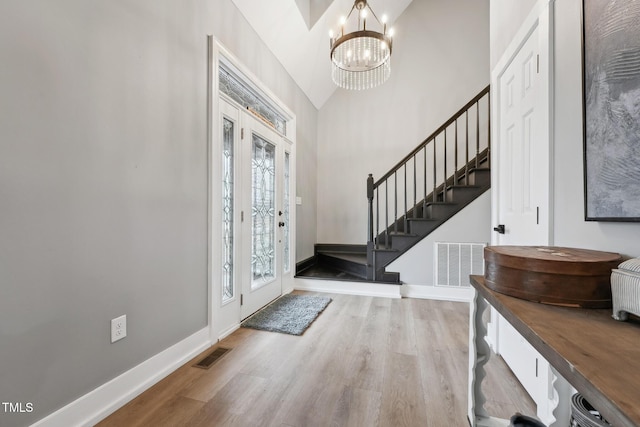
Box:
[294,278,402,298]
[31,327,211,427]
[401,284,474,302]
[217,323,240,341]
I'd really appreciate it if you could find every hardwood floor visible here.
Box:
[98,291,535,427]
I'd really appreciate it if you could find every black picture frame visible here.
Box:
[582,0,640,221]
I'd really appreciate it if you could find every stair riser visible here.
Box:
[377,270,400,283]
[315,244,367,254]
[317,253,367,279]
[465,169,490,186]
[374,236,417,252]
[424,203,458,219]
[407,220,439,235]
[373,250,400,267]
[390,235,419,252]
[444,187,486,204]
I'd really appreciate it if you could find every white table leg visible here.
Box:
[468,291,509,427]
[547,366,571,427]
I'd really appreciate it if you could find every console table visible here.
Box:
[468,275,640,427]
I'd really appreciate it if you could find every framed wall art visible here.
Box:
[582,0,640,221]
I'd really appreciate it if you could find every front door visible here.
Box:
[240,113,289,319]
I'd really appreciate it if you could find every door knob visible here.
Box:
[278,221,285,227]
[493,224,505,234]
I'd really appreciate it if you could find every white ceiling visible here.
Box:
[231,0,414,109]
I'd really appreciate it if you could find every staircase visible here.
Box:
[297,85,491,284]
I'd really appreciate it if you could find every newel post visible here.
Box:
[367,174,374,244]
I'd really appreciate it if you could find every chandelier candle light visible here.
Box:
[329,0,394,90]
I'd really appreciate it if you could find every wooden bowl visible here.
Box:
[484,246,622,308]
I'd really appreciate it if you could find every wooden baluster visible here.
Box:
[367,174,374,244]
[476,101,480,169]
[394,171,398,235]
[385,180,389,249]
[487,94,491,169]
[443,128,447,203]
[413,155,417,219]
[454,119,459,186]
[423,145,427,216]
[404,164,408,232]
[433,137,437,204]
[465,110,470,185]
[375,186,379,245]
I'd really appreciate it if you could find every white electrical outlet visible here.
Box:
[111,315,127,343]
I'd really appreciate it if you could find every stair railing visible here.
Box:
[367,85,490,252]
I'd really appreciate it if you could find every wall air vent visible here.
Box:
[435,242,486,287]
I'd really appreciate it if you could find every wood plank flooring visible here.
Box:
[98,291,535,427]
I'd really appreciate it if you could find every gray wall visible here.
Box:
[490,0,640,257]
[489,0,537,69]
[316,0,490,244]
[0,1,317,426]
[552,0,640,256]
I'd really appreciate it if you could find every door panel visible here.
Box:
[498,26,544,245]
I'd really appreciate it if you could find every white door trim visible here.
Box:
[207,37,297,342]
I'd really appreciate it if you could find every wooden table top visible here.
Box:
[470,275,640,427]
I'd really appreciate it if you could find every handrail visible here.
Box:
[373,85,490,188]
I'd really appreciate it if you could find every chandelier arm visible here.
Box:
[345,4,357,21]
[365,3,383,26]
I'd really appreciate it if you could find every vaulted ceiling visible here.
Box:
[231,0,414,109]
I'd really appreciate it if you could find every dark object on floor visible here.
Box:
[241,294,331,335]
[509,413,546,427]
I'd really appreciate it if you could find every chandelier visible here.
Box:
[329,0,394,90]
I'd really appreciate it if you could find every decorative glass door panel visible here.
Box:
[222,118,235,302]
[283,152,291,273]
[251,134,276,288]
[240,115,284,320]
[215,97,241,339]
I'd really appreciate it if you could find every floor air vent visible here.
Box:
[193,347,231,369]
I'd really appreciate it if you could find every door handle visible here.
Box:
[278,221,285,227]
[493,224,505,234]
